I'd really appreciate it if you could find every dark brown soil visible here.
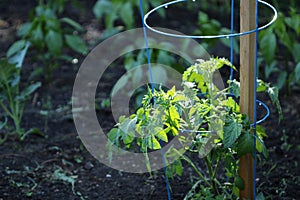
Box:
[0,1,299,200]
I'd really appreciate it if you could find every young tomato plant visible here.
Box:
[0,58,41,141]
[107,58,281,198]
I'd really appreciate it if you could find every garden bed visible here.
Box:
[0,1,299,199]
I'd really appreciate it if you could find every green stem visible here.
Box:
[181,155,210,186]
[204,156,219,195]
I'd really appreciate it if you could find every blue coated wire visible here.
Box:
[139,1,155,94]
[254,0,260,198]
[139,1,171,200]
[144,0,277,39]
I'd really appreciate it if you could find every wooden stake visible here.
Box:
[239,0,256,199]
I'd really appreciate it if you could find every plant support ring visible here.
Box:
[144,0,278,39]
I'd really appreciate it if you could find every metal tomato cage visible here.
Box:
[139,0,278,199]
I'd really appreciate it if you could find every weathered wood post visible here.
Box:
[239,0,256,199]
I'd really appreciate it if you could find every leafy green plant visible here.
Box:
[259,9,300,92]
[194,11,239,54]
[93,0,165,37]
[107,58,281,198]
[7,0,87,81]
[0,58,41,141]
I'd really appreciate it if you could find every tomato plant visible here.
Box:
[107,58,281,198]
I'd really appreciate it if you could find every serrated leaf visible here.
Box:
[256,125,267,138]
[146,135,161,150]
[223,97,240,113]
[155,127,168,142]
[169,106,180,121]
[65,34,88,55]
[172,94,188,102]
[45,30,62,56]
[223,116,242,148]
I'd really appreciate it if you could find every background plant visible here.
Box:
[107,58,281,198]
[0,58,41,141]
[7,0,87,81]
[259,8,300,92]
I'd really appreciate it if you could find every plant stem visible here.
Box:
[181,155,210,186]
[204,156,219,195]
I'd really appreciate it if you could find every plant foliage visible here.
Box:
[107,58,280,198]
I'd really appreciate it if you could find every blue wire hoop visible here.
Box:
[140,0,277,199]
[144,0,278,39]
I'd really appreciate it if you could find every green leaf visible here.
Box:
[237,131,255,158]
[256,79,267,92]
[256,135,268,158]
[157,51,176,66]
[8,41,30,68]
[223,97,240,113]
[108,128,119,142]
[60,17,84,31]
[259,30,276,64]
[276,71,287,90]
[267,86,282,120]
[256,125,267,138]
[146,135,161,150]
[264,61,277,79]
[65,34,88,55]
[228,79,240,98]
[155,127,168,142]
[16,82,41,101]
[292,44,300,63]
[31,24,44,46]
[45,30,62,56]
[119,117,137,136]
[295,62,300,82]
[93,0,112,19]
[234,176,245,190]
[6,40,26,58]
[223,115,243,148]
[256,192,265,200]
[0,117,7,130]
[119,2,134,29]
[17,22,32,37]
